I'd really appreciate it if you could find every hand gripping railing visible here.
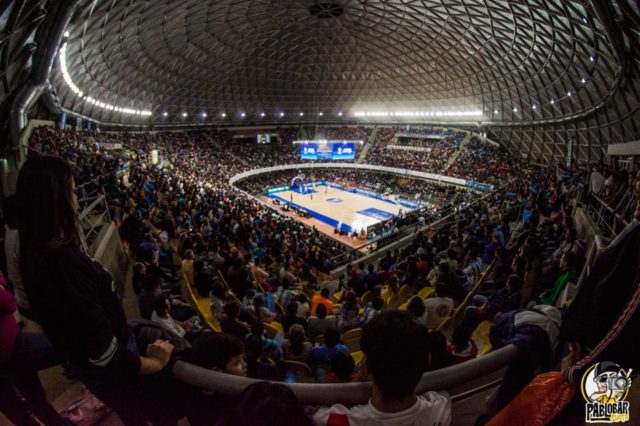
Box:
[172,344,518,405]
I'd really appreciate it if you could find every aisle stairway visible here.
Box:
[204,132,250,168]
[444,131,471,171]
[357,126,377,163]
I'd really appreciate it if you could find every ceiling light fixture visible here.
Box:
[59,43,151,116]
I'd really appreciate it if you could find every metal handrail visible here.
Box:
[172,344,519,405]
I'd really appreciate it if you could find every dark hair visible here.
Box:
[288,324,306,355]
[407,296,426,318]
[190,332,244,370]
[315,302,327,319]
[17,156,79,298]
[320,287,329,297]
[506,274,524,292]
[361,311,431,400]
[2,195,18,229]
[220,382,313,426]
[153,294,170,316]
[438,262,450,274]
[331,351,355,382]
[286,301,298,317]
[452,327,471,351]
[253,295,264,319]
[324,327,340,348]
[224,301,241,319]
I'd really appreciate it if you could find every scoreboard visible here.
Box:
[299,141,356,160]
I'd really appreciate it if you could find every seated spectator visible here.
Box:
[282,324,312,363]
[363,264,381,291]
[279,262,298,288]
[0,276,71,426]
[337,291,360,332]
[151,295,196,338]
[313,311,451,425]
[186,333,247,426]
[244,332,281,381]
[218,382,313,426]
[281,302,308,333]
[276,280,297,311]
[537,252,578,306]
[307,303,337,340]
[181,249,195,285]
[463,247,486,291]
[132,262,146,296]
[407,296,427,326]
[246,295,274,324]
[295,294,310,318]
[359,296,384,325]
[309,327,348,366]
[488,305,562,412]
[209,282,227,319]
[245,322,282,361]
[194,259,215,298]
[219,301,251,340]
[326,351,356,383]
[447,328,478,365]
[423,283,454,329]
[462,274,523,331]
[311,288,334,316]
[436,262,466,304]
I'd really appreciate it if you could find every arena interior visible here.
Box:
[1,1,640,425]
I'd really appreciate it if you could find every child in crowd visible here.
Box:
[447,328,478,365]
[186,333,247,426]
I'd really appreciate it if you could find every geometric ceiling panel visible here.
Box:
[42,0,640,162]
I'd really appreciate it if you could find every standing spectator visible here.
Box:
[17,155,178,425]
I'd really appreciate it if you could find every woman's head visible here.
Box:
[407,296,426,319]
[288,324,306,352]
[153,294,171,317]
[17,155,78,252]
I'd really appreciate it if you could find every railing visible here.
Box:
[172,344,518,405]
[583,192,630,236]
[77,194,112,253]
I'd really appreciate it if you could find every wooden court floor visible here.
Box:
[258,185,417,249]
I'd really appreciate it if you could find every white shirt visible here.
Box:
[424,297,454,329]
[313,391,451,426]
[151,312,186,337]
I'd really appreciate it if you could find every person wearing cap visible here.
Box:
[423,283,454,329]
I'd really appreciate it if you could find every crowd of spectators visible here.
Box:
[5,123,635,426]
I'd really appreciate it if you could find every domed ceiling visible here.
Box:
[41,0,640,161]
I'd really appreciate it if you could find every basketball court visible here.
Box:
[263,183,419,235]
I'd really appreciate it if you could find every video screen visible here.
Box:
[256,134,271,144]
[300,142,355,160]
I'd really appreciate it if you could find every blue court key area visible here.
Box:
[357,208,395,221]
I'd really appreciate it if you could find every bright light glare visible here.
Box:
[352,110,484,118]
[59,43,152,116]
